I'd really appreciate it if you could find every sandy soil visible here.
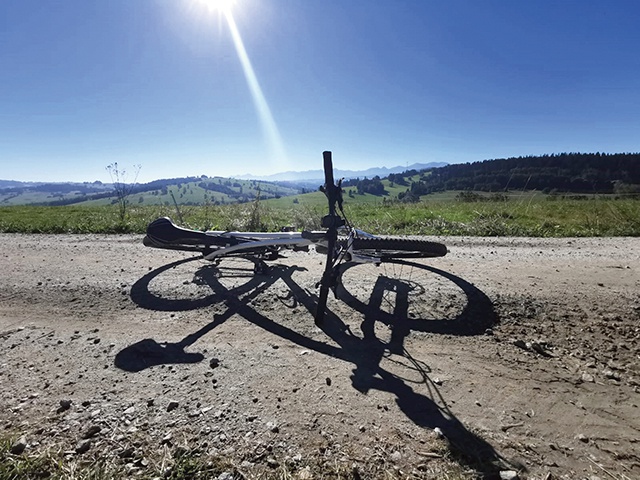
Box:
[1,233,639,479]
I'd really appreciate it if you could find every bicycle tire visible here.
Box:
[352,237,447,259]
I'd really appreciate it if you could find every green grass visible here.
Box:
[1,178,301,209]
[342,197,640,236]
[0,194,638,236]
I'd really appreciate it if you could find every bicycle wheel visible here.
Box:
[336,260,491,338]
[352,237,447,260]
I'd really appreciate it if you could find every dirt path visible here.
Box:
[1,234,639,479]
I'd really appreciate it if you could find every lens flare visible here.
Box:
[193,0,287,169]
[197,0,235,14]
[222,11,287,169]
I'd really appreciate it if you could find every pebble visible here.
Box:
[82,425,101,439]
[10,436,27,455]
[119,446,135,458]
[75,439,91,454]
[581,372,595,383]
[603,370,621,381]
[58,399,72,413]
[513,340,528,350]
[499,471,519,480]
[575,433,589,443]
[209,358,220,369]
[529,342,551,356]
[167,401,179,412]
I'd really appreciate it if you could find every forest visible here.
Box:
[398,152,640,197]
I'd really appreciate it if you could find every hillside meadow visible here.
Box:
[0,193,638,237]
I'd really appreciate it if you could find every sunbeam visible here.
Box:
[223,10,287,169]
[192,0,288,170]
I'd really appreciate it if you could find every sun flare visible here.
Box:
[187,0,288,169]
[196,0,235,14]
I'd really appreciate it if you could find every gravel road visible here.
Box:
[1,234,639,479]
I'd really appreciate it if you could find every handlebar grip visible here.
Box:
[323,151,334,187]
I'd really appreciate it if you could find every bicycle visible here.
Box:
[143,151,447,323]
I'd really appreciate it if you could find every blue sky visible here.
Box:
[1,0,639,182]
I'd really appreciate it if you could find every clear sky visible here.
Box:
[1,0,639,183]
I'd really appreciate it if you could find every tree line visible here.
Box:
[405,152,640,197]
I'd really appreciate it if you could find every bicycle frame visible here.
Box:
[200,231,313,261]
[148,224,386,265]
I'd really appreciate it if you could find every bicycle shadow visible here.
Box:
[118,256,516,474]
[336,261,496,336]
[118,256,298,371]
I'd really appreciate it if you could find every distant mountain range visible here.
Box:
[0,163,447,189]
[1,162,448,206]
[0,179,109,190]
[6,153,634,207]
[235,162,449,182]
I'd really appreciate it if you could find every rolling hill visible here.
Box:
[2,152,638,207]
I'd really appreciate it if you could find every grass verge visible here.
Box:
[0,197,638,236]
[0,434,474,480]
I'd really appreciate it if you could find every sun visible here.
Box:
[196,0,235,14]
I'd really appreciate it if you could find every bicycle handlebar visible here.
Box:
[323,151,335,190]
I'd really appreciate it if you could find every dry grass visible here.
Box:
[0,433,477,480]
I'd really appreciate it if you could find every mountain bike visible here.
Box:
[143,151,448,323]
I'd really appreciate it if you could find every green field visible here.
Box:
[0,178,300,207]
[1,191,638,237]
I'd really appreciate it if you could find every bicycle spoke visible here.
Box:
[338,261,466,328]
